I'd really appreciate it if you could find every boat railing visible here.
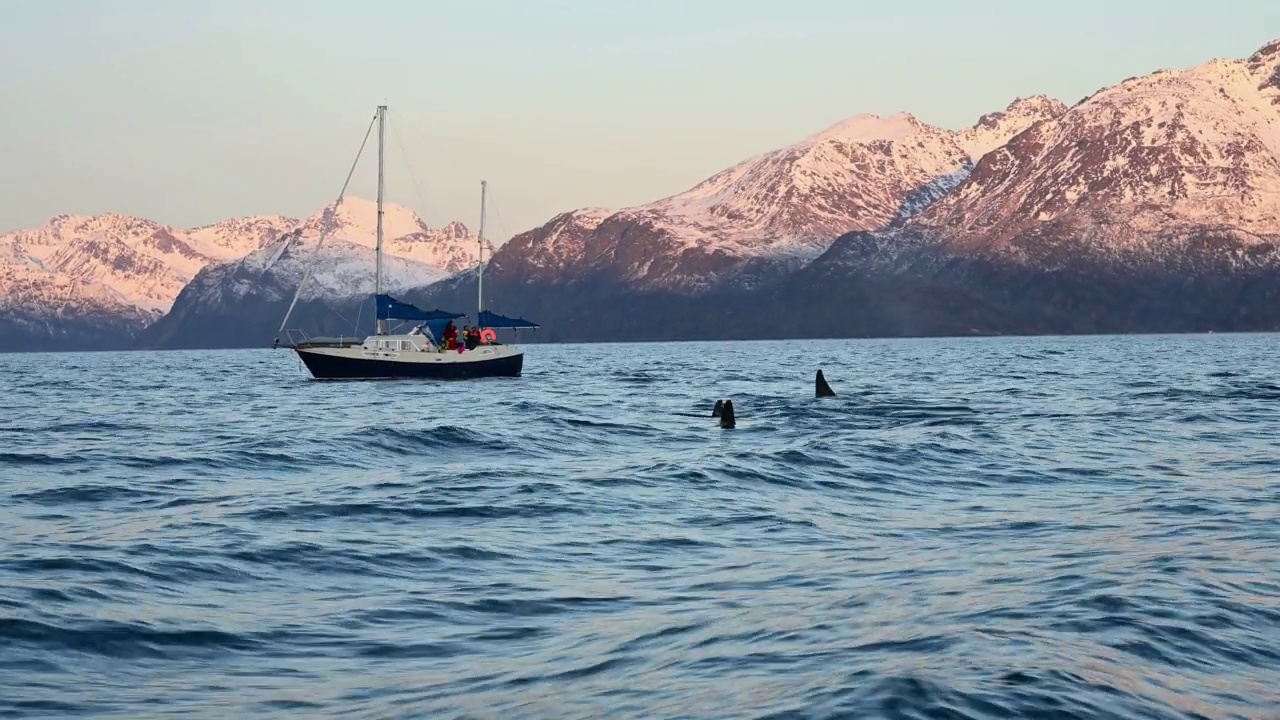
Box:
[280,328,363,349]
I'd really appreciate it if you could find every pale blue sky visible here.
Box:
[0,0,1275,242]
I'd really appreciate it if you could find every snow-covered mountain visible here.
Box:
[822,37,1280,273]
[0,198,489,350]
[177,197,488,307]
[196,198,488,303]
[783,37,1280,337]
[134,198,493,349]
[490,96,1067,291]
[0,212,287,316]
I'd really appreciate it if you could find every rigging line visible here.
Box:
[387,112,432,222]
[264,113,378,284]
[324,303,363,335]
[398,114,454,184]
[485,185,512,244]
[277,112,379,334]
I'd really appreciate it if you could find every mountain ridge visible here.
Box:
[421,37,1280,344]
[7,38,1280,351]
[1,198,488,350]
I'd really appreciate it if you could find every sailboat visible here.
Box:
[279,105,539,380]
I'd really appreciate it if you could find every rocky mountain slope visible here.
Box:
[487,96,1067,292]
[774,37,1280,337]
[0,198,487,350]
[913,38,1280,265]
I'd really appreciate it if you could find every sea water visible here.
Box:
[1,335,1277,718]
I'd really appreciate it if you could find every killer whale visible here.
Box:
[718,399,735,428]
[815,369,836,398]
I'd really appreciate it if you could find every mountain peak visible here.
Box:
[1002,95,1068,116]
[1246,37,1280,93]
[958,95,1067,161]
[440,220,472,238]
[800,111,927,147]
[300,196,429,241]
[1248,37,1280,64]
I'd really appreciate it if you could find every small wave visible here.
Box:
[235,500,582,523]
[10,484,165,506]
[0,617,261,659]
[1,556,167,583]
[437,594,633,618]
[1221,382,1280,400]
[358,425,513,455]
[0,452,82,467]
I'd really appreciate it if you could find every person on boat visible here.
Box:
[464,326,480,350]
[442,321,458,350]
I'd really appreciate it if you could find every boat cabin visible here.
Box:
[362,334,435,353]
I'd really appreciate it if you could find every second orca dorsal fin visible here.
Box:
[712,399,724,417]
[719,400,735,428]
[815,369,836,398]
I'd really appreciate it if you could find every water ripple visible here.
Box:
[1,335,1278,718]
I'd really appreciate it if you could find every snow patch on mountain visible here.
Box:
[493,208,613,281]
[279,197,491,275]
[639,111,973,258]
[0,262,146,316]
[193,237,448,308]
[186,215,300,259]
[909,37,1280,268]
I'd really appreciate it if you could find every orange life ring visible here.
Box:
[479,328,497,344]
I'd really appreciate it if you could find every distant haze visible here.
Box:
[0,0,1275,243]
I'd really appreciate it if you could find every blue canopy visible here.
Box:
[421,317,456,340]
[479,310,540,329]
[375,294,464,322]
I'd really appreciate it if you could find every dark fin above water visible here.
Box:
[712,399,724,417]
[719,400,736,429]
[816,369,836,398]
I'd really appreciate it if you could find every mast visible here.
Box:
[478,180,487,325]
[375,104,387,336]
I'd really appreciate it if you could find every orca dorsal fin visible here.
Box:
[719,400,736,429]
[816,369,836,398]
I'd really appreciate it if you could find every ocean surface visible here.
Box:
[1,335,1277,719]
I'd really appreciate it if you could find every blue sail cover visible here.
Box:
[375,294,464,322]
[479,310,540,329]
